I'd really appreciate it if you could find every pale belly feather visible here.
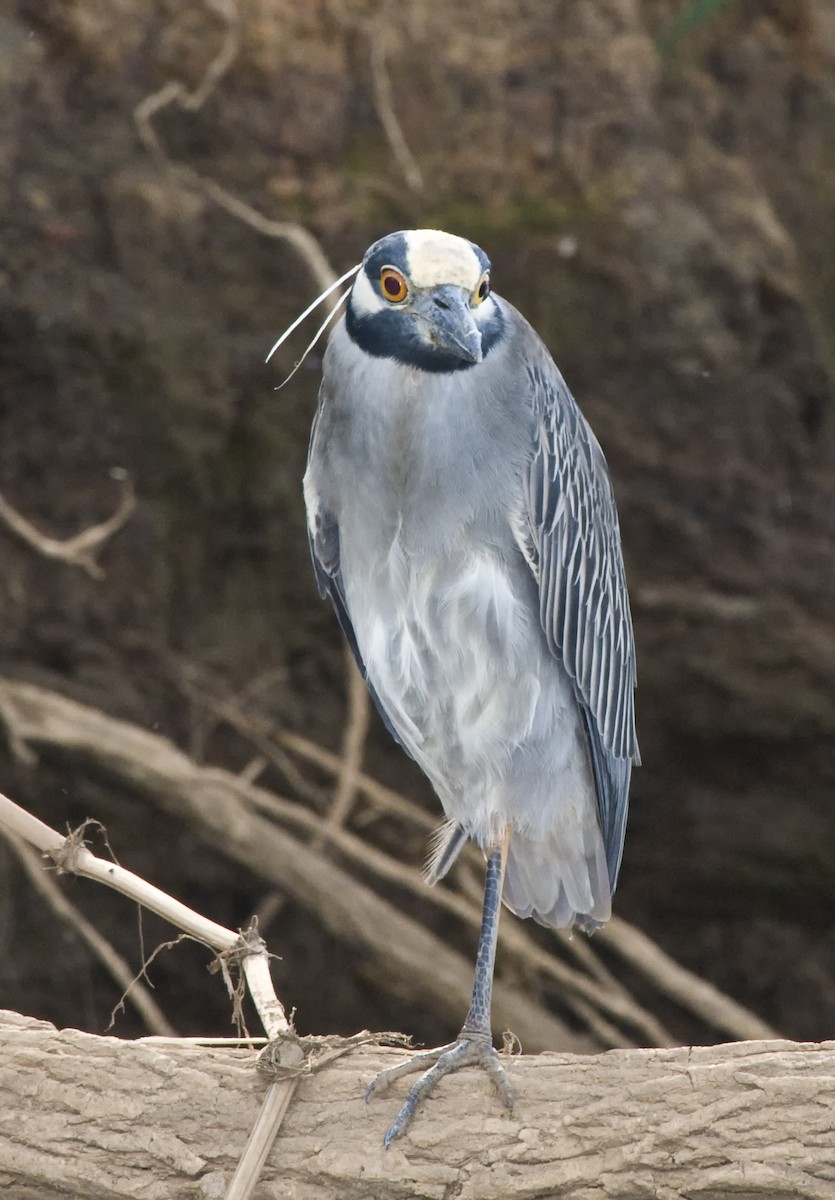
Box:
[348,539,598,856]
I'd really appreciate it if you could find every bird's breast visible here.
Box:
[325,344,531,546]
[344,530,545,772]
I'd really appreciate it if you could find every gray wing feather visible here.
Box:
[520,363,639,888]
[306,400,414,758]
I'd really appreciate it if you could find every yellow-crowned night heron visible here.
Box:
[272,228,639,1145]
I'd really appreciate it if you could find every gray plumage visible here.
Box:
[303,229,638,935]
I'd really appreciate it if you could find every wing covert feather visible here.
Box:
[520,364,639,887]
[523,365,638,762]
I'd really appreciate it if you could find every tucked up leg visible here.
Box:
[366,837,514,1147]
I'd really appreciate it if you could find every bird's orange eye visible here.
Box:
[474,273,491,305]
[380,267,409,303]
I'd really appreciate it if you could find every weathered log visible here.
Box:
[1,1010,833,1200]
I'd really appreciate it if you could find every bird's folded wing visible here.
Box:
[515,363,639,887]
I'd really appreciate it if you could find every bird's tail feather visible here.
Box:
[424,819,468,885]
[502,830,611,933]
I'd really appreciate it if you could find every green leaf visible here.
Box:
[658,0,738,54]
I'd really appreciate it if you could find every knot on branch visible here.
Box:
[48,819,106,875]
[258,1030,412,1082]
[212,918,268,973]
[209,917,286,1037]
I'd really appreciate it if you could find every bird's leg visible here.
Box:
[366,834,514,1147]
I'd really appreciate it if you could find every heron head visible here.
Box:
[346,229,504,372]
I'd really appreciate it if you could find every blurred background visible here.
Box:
[0,0,833,1054]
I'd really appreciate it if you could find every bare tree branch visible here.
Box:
[369,32,425,193]
[132,0,338,297]
[0,472,136,579]
[0,677,780,1050]
[315,647,371,849]
[599,916,780,1044]
[0,789,289,1042]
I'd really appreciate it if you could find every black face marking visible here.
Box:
[346,298,504,372]
[343,295,501,369]
[346,232,504,373]
[469,242,491,276]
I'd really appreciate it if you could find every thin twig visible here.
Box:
[184,0,240,110]
[133,0,239,121]
[369,34,424,193]
[314,647,371,849]
[4,832,176,1037]
[132,0,337,298]
[0,790,290,1041]
[0,472,136,580]
[183,174,337,295]
[138,1035,269,1045]
[0,795,233,946]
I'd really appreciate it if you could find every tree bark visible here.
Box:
[2,1010,833,1200]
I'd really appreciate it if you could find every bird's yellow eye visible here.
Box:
[474,272,491,305]
[380,267,409,303]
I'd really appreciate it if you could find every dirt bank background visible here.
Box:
[0,0,833,1049]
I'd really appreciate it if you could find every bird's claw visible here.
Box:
[367,1035,515,1147]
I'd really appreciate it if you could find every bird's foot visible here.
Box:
[365,1032,514,1147]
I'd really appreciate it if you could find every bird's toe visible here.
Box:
[371,1036,515,1146]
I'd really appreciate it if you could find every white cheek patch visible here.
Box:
[473,296,496,327]
[404,229,483,291]
[350,267,388,316]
